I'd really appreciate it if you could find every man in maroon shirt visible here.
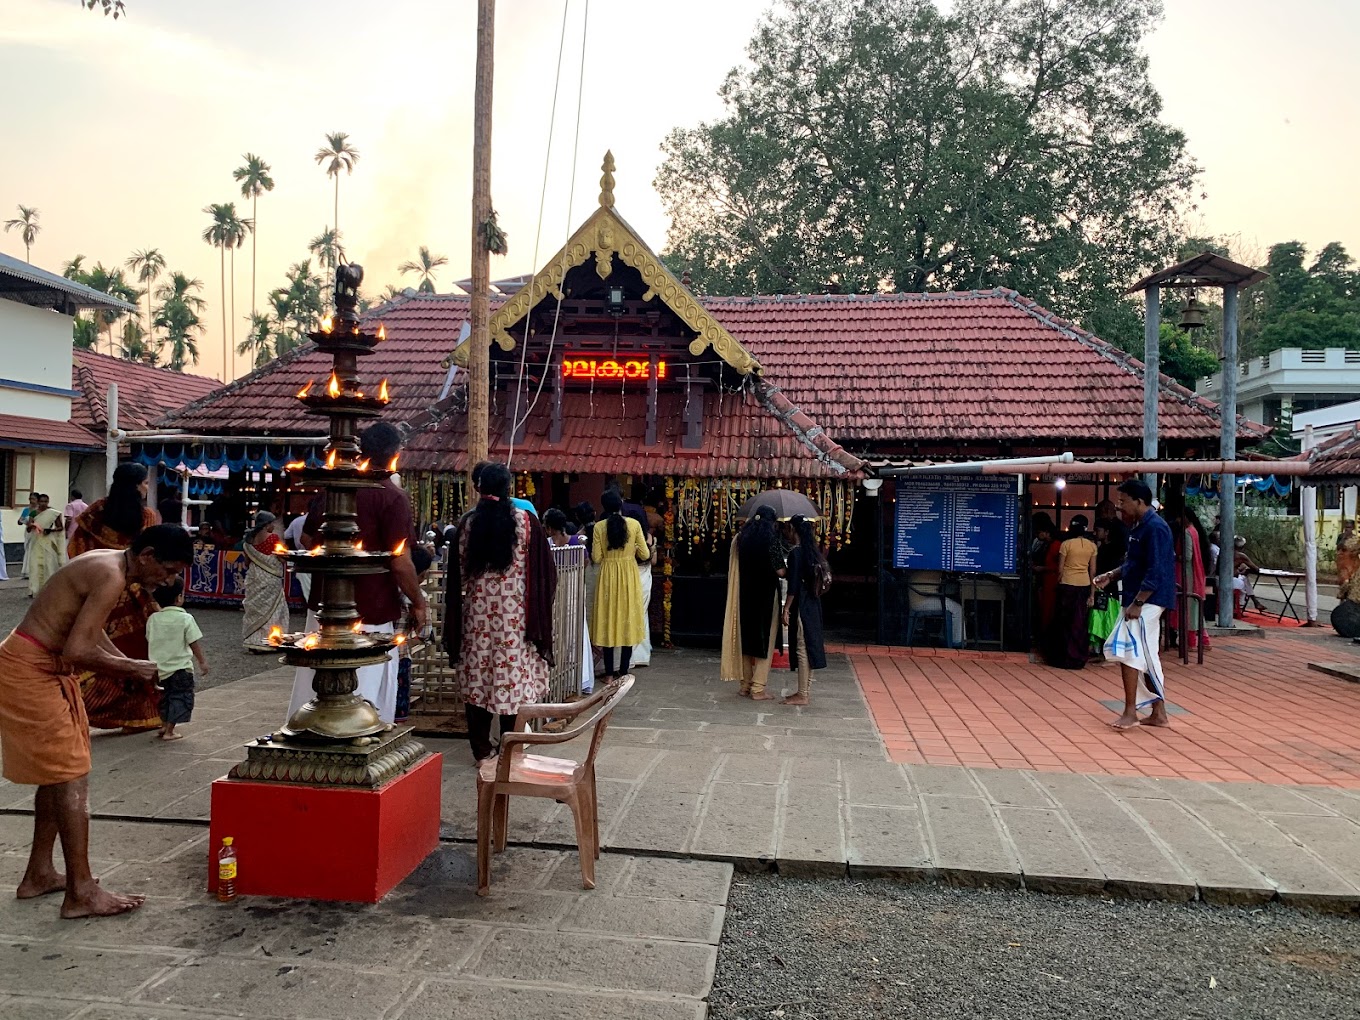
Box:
[286,423,429,726]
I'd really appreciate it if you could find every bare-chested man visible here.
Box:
[0,524,193,918]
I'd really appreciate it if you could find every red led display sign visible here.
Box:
[561,355,667,383]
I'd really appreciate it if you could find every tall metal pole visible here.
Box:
[1217,284,1239,628]
[466,0,495,482]
[1142,285,1160,493]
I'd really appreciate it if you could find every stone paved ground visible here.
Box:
[3,650,1357,910]
[0,815,731,1020]
[848,630,1360,785]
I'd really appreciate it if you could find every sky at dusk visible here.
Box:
[3,0,1358,382]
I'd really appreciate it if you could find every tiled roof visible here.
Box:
[0,412,101,451]
[705,289,1261,444]
[158,293,471,435]
[402,383,859,478]
[72,349,221,433]
[1305,428,1360,481]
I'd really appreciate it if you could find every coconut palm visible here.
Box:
[62,254,86,280]
[398,246,448,294]
[125,248,166,340]
[314,132,359,300]
[202,203,234,380]
[233,153,275,319]
[3,205,40,262]
[154,272,207,371]
[307,228,345,290]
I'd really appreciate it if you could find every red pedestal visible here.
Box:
[208,751,442,903]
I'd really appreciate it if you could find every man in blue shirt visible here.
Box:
[1094,479,1175,730]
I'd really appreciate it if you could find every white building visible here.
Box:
[1196,347,1360,430]
[0,252,136,566]
[1294,400,1360,540]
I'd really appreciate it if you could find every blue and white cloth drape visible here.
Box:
[1104,604,1166,709]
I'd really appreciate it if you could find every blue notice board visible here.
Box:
[893,475,1019,574]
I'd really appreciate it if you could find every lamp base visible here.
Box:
[230,726,426,788]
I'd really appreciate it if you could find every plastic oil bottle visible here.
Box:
[217,837,238,902]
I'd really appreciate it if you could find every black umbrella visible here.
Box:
[736,489,820,521]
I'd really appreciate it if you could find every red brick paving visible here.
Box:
[835,635,1360,788]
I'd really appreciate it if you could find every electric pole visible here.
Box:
[467,0,494,484]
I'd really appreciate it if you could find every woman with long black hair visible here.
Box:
[444,463,557,764]
[68,462,164,732]
[720,505,784,700]
[780,514,828,705]
[590,491,649,680]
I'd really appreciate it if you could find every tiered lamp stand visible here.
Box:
[208,263,443,903]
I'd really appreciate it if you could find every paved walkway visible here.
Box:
[849,632,1360,786]
[0,819,729,1020]
[2,649,1357,915]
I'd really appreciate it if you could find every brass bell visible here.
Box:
[1178,292,1207,330]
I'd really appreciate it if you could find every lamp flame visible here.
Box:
[393,538,407,557]
[393,633,408,647]
[351,621,364,633]
[326,372,341,398]
[283,460,306,470]
[356,459,370,472]
[325,449,337,469]
[268,626,283,646]
[321,315,333,333]
[353,540,364,552]
[297,380,314,399]
[387,454,400,473]
[309,546,324,556]
[378,379,390,402]
[377,324,386,341]
[272,541,288,555]
[301,633,320,650]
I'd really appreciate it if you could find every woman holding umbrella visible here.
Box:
[721,505,787,700]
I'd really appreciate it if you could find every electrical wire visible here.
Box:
[507,0,590,464]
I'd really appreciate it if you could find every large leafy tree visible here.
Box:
[233,153,275,319]
[154,272,207,371]
[657,0,1197,347]
[398,246,448,293]
[1242,241,1360,356]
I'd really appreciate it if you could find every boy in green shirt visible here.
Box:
[145,580,208,741]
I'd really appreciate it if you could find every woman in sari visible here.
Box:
[241,511,289,652]
[68,462,162,732]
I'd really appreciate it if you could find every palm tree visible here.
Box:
[125,248,166,341]
[62,254,87,280]
[268,259,324,354]
[72,316,100,349]
[398,246,448,294]
[118,319,159,365]
[223,206,253,379]
[202,203,234,380]
[3,205,40,262]
[233,153,275,320]
[380,284,405,302]
[81,263,140,355]
[308,228,345,289]
[238,311,276,369]
[154,272,207,371]
[314,132,359,300]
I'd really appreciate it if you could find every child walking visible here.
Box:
[146,580,208,741]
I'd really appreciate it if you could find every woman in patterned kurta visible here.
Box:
[446,463,556,763]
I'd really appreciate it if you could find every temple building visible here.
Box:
[147,155,1260,646]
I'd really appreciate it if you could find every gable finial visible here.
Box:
[599,151,616,208]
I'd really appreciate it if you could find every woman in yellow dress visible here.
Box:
[590,490,650,680]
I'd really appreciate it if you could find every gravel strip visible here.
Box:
[712,875,1360,1020]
